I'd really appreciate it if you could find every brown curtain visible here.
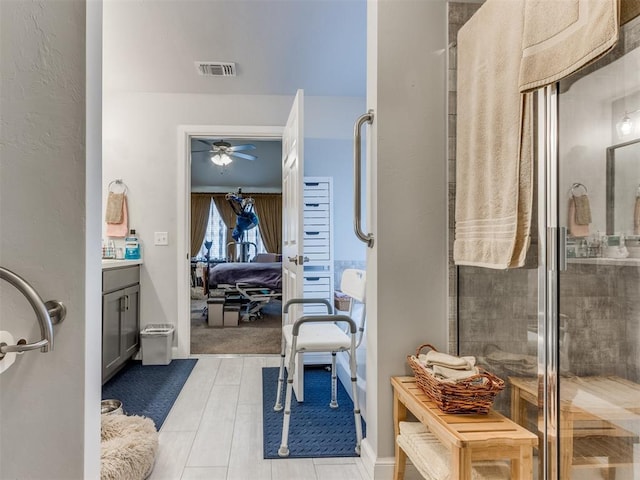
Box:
[253,194,282,254]
[190,194,212,257]
[212,194,237,250]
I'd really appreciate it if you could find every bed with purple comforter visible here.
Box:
[208,262,282,291]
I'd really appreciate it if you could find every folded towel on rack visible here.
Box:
[519,0,619,92]
[106,196,128,238]
[568,197,590,237]
[105,192,125,224]
[454,0,534,269]
[573,194,592,225]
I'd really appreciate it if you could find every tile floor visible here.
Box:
[149,355,424,480]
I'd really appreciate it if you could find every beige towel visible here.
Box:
[105,192,124,224]
[454,0,534,269]
[568,197,590,237]
[573,194,592,225]
[419,351,476,370]
[519,0,619,92]
[106,196,129,238]
[433,364,480,382]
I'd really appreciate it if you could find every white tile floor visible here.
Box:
[148,355,421,480]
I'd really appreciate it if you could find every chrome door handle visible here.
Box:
[353,111,374,248]
[288,256,310,265]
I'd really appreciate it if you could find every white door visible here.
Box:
[281,90,308,400]
[282,89,305,318]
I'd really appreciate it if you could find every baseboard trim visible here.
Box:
[360,439,396,480]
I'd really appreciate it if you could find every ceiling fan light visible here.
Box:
[211,153,232,166]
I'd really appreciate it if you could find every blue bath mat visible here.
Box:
[262,366,366,459]
[102,359,197,429]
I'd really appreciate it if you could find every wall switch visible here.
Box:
[154,231,169,246]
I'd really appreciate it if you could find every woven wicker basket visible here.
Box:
[334,291,351,311]
[407,343,505,414]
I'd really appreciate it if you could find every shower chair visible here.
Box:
[273,268,366,457]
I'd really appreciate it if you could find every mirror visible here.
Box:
[606,138,640,235]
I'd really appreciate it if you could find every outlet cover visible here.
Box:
[154,231,169,246]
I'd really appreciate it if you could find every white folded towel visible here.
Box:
[419,351,476,370]
[433,365,480,383]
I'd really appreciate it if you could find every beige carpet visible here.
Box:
[190,298,282,354]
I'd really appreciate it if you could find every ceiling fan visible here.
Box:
[193,139,257,166]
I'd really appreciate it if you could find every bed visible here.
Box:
[207,262,283,321]
[208,262,282,291]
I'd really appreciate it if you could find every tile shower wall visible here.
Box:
[447,1,482,355]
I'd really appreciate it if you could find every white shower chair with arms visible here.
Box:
[273,268,366,457]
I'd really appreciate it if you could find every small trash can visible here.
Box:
[140,324,174,365]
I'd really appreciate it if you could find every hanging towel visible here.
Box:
[454,0,534,269]
[105,192,125,224]
[568,197,590,237]
[106,196,129,238]
[634,196,640,235]
[573,194,592,225]
[519,0,619,93]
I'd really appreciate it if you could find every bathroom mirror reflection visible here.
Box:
[606,137,640,235]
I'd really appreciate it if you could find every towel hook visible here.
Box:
[108,179,128,194]
[569,183,587,197]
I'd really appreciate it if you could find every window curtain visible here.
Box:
[212,194,237,250]
[190,194,212,257]
[253,194,282,254]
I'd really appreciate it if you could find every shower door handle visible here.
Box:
[559,226,567,272]
[353,110,374,248]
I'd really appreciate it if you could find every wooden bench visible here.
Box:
[510,376,639,479]
[392,376,538,480]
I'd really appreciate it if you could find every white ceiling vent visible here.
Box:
[195,62,236,77]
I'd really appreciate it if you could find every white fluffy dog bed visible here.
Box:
[101,414,159,480]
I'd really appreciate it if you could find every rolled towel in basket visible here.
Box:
[419,351,476,370]
[433,364,480,383]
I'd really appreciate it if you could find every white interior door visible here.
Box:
[281,89,307,401]
[282,89,305,316]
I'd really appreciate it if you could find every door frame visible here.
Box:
[176,124,284,358]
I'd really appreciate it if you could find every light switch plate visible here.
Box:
[154,231,169,246]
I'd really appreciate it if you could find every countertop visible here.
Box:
[102,259,143,270]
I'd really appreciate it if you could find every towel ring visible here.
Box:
[569,182,587,197]
[108,179,128,195]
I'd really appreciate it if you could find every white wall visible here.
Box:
[0,0,101,477]
[363,1,448,478]
[103,92,365,331]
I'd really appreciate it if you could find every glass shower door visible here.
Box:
[553,15,640,479]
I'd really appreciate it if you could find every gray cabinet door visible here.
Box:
[102,290,124,380]
[121,284,139,358]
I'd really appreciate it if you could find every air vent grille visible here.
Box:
[195,62,236,77]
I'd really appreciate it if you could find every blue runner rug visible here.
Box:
[262,366,366,459]
[102,359,197,429]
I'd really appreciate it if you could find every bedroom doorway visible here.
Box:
[177,125,284,356]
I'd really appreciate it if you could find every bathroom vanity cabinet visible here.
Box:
[102,261,141,384]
